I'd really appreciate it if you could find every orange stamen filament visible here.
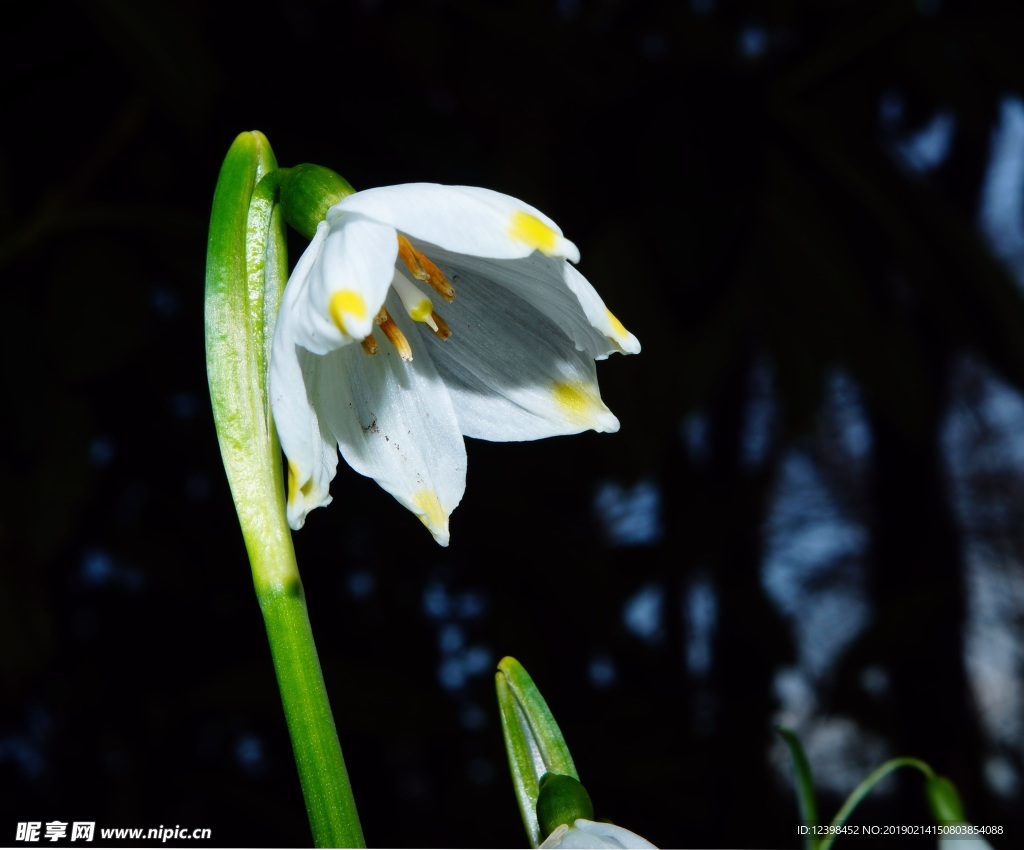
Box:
[360,334,378,355]
[397,234,456,302]
[430,311,451,340]
[376,307,413,361]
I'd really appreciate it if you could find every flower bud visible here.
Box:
[926,774,966,824]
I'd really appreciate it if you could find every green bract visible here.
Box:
[495,658,657,848]
[496,657,580,847]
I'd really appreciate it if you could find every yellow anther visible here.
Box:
[360,334,378,356]
[328,289,368,335]
[376,307,413,361]
[509,211,559,255]
[397,234,455,301]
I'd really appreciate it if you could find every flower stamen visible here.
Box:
[376,307,413,361]
[430,311,451,340]
[360,335,378,355]
[397,234,455,302]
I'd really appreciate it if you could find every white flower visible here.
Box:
[540,819,657,849]
[938,830,995,850]
[270,183,640,545]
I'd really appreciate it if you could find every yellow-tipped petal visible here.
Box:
[287,460,317,507]
[413,489,450,543]
[509,211,559,255]
[328,289,368,336]
[605,308,629,340]
[550,379,611,428]
[287,461,301,508]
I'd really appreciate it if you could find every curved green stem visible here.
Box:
[205,132,363,847]
[819,757,933,850]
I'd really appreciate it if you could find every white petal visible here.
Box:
[312,293,467,545]
[939,836,995,850]
[418,265,620,441]
[274,220,330,350]
[286,215,398,354]
[332,183,580,262]
[427,247,637,361]
[541,820,658,849]
[269,320,339,530]
[562,263,642,357]
[540,825,572,849]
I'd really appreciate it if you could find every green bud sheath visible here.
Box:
[496,657,579,847]
[280,163,356,239]
[926,775,967,824]
[537,773,595,838]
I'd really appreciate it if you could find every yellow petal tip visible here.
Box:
[509,210,559,255]
[551,379,618,432]
[328,289,368,335]
[287,461,301,507]
[605,307,629,339]
[413,489,450,542]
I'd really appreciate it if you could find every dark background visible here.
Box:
[3,0,1024,847]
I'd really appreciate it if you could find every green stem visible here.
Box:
[819,757,933,850]
[259,570,364,848]
[205,131,363,848]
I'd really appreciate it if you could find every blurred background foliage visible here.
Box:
[3,0,1024,846]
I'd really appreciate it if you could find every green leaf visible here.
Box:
[775,726,820,850]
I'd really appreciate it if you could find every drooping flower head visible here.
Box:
[270,183,640,545]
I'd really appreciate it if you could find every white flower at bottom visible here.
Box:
[938,830,995,850]
[270,183,640,545]
[540,819,657,849]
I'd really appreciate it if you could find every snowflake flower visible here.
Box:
[270,184,639,545]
